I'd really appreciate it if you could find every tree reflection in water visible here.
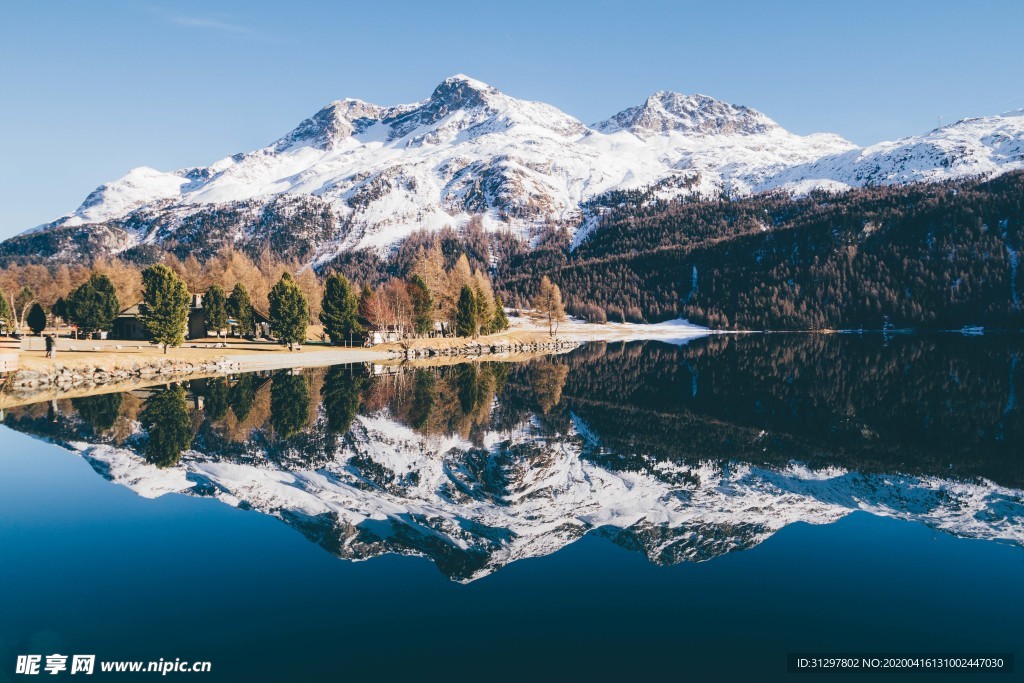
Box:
[139,385,192,468]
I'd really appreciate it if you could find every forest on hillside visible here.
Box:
[497,172,1024,329]
[2,173,1023,332]
[325,173,1024,330]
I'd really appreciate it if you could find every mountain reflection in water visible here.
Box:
[3,334,1022,582]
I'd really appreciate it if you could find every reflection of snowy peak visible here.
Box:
[70,411,1024,582]
[14,75,1024,264]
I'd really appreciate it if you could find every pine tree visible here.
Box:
[492,294,510,332]
[67,273,120,337]
[140,385,192,468]
[73,392,122,432]
[226,283,254,337]
[270,371,311,438]
[455,285,477,337]
[322,365,364,435]
[27,302,47,335]
[357,284,373,330]
[229,374,257,420]
[52,297,69,323]
[474,287,489,335]
[203,377,230,421]
[408,274,434,335]
[203,284,228,338]
[319,273,363,344]
[0,288,14,333]
[140,264,190,353]
[269,271,309,350]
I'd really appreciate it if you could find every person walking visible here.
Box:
[45,334,55,359]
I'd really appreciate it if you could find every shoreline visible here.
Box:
[0,322,598,407]
[1,318,1014,409]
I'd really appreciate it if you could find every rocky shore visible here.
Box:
[0,338,579,407]
[6,357,242,392]
[394,338,579,359]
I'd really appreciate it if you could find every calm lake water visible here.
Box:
[1,334,1022,682]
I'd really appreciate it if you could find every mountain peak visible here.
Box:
[428,74,498,110]
[275,98,388,151]
[595,91,780,137]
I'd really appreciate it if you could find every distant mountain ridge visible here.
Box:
[5,75,1024,266]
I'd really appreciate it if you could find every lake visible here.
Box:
[1,334,1021,682]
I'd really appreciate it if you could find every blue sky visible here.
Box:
[2,0,1023,239]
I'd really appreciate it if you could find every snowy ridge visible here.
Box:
[70,411,1024,582]
[16,76,1024,262]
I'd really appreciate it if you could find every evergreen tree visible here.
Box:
[51,297,68,323]
[473,285,489,336]
[203,284,228,338]
[226,283,254,337]
[27,303,46,335]
[456,364,480,415]
[73,393,122,433]
[408,369,436,430]
[270,371,310,438]
[268,272,309,350]
[67,273,120,337]
[408,274,434,335]
[140,385,192,468]
[229,373,257,420]
[140,264,190,353]
[455,285,477,337]
[319,273,363,345]
[492,294,510,332]
[322,365,364,435]
[203,377,230,421]
[0,288,13,333]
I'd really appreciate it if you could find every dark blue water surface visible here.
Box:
[1,335,1021,682]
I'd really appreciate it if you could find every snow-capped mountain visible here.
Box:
[66,410,1024,583]
[11,75,1024,264]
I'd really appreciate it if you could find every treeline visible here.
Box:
[320,245,510,343]
[0,247,323,331]
[0,236,513,346]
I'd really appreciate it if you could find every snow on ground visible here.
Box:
[508,313,714,343]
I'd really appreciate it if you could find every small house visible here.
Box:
[367,325,403,345]
[111,294,231,342]
[111,304,148,340]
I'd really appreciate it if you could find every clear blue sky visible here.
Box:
[2,0,1023,239]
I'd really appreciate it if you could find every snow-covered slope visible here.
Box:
[69,410,1024,583]
[767,110,1024,190]
[16,75,1024,262]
